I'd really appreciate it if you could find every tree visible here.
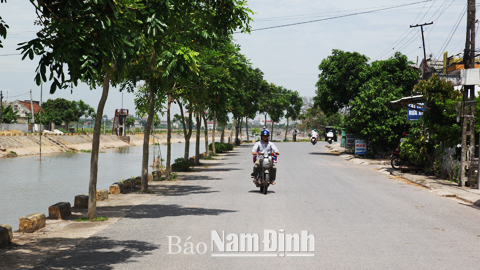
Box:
[70,100,95,132]
[0,0,7,49]
[20,0,146,219]
[126,117,135,132]
[39,98,72,127]
[314,49,369,116]
[283,90,302,141]
[400,74,462,173]
[1,105,18,123]
[345,52,420,154]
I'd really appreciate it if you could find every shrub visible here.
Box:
[208,142,233,153]
[172,158,192,172]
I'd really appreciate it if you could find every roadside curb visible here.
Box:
[326,143,480,208]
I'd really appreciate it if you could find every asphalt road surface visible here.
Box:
[34,142,480,269]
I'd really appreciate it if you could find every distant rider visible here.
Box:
[311,129,318,141]
[251,129,279,185]
[293,128,298,142]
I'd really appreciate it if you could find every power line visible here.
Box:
[234,0,434,33]
[0,53,21,57]
[434,4,467,59]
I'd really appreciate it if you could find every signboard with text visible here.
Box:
[407,103,425,121]
[355,139,366,155]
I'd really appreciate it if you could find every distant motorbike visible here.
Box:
[254,151,278,195]
[311,137,317,145]
[390,149,407,169]
[326,131,334,144]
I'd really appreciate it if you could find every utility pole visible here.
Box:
[30,89,35,129]
[0,90,3,128]
[39,82,43,161]
[460,0,476,187]
[410,22,433,79]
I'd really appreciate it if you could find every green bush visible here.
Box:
[208,142,233,153]
[172,158,192,172]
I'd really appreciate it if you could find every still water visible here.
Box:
[0,141,206,230]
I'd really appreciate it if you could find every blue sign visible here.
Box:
[355,139,366,155]
[407,103,424,121]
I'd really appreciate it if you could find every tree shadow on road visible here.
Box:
[32,237,158,270]
[126,204,237,219]
[308,152,341,156]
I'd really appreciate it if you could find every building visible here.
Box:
[1,100,43,124]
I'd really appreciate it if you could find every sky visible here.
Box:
[0,0,473,121]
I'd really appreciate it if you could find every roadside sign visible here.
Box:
[407,103,424,121]
[345,134,355,150]
[355,139,366,155]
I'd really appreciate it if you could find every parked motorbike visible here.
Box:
[390,149,407,169]
[254,151,278,195]
[311,137,317,145]
[326,131,334,144]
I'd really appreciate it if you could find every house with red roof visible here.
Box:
[3,100,44,124]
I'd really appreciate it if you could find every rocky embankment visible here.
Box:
[0,132,214,158]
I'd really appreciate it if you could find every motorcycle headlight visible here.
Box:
[263,159,270,168]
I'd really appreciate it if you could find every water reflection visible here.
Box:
[0,141,205,231]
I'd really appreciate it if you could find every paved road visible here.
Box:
[35,142,480,269]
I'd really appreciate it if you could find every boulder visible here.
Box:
[48,202,71,220]
[19,213,46,233]
[74,194,88,209]
[152,170,161,181]
[96,189,109,201]
[134,176,141,185]
[0,224,13,248]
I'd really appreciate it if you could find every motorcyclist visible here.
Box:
[251,129,279,185]
[311,129,318,141]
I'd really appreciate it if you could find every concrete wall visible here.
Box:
[0,123,48,132]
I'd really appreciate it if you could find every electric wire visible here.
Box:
[4,91,29,99]
[434,4,466,60]
[234,0,434,33]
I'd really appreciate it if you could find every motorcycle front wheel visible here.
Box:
[263,174,269,195]
[391,157,400,169]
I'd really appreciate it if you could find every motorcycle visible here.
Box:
[390,149,407,169]
[254,151,278,195]
[326,131,334,144]
[311,137,317,145]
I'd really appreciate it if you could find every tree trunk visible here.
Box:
[202,110,209,156]
[141,50,157,191]
[166,94,172,180]
[220,123,225,143]
[245,116,249,141]
[178,100,192,160]
[195,112,201,165]
[212,110,216,154]
[239,118,243,142]
[235,117,240,145]
[88,65,114,220]
[141,81,155,192]
[230,118,235,144]
[271,121,274,141]
[285,118,289,141]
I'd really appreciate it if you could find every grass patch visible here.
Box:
[76,216,109,222]
[65,150,76,153]
[202,155,217,160]
[134,190,156,193]
[80,149,92,153]
[155,176,166,181]
[171,172,178,180]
